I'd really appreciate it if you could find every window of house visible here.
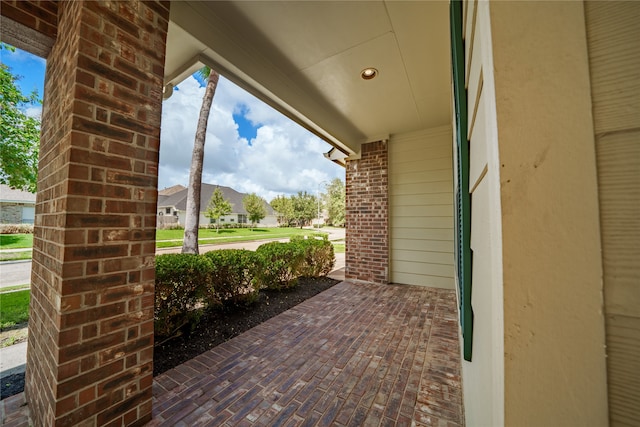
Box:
[230,218,234,222]
[220,218,224,222]
[165,207,171,214]
[21,206,35,224]
[451,0,473,362]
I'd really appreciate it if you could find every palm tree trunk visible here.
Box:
[182,70,220,254]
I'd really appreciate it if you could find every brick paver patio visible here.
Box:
[1,281,463,426]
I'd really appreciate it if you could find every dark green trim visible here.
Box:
[450,0,473,362]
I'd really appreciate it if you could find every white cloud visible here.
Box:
[159,76,344,201]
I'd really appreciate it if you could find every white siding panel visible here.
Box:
[391,193,453,207]
[392,260,454,278]
[393,204,453,217]
[392,249,454,264]
[393,216,453,229]
[391,169,452,185]
[391,239,453,253]
[392,145,452,163]
[390,156,453,173]
[392,272,454,289]
[389,127,454,288]
[587,2,640,424]
[390,180,452,196]
[392,227,453,242]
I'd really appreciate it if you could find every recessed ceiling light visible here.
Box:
[361,67,378,80]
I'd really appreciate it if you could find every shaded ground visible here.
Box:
[0,276,338,400]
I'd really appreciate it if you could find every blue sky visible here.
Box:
[1,47,46,100]
[1,46,343,200]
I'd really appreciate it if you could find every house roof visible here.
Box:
[163,1,452,157]
[159,184,187,196]
[157,183,275,216]
[0,184,37,203]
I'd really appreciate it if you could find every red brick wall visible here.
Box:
[0,0,58,38]
[25,1,169,425]
[345,140,389,284]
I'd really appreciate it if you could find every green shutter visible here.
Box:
[450,0,473,362]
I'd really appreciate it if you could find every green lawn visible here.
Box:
[332,243,345,253]
[0,289,30,329]
[156,227,323,248]
[0,234,33,249]
[0,228,324,255]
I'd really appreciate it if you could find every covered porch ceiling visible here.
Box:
[164,1,452,157]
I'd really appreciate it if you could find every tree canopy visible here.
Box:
[291,191,317,228]
[204,187,232,232]
[243,193,267,229]
[324,178,345,227]
[270,194,294,226]
[0,44,41,193]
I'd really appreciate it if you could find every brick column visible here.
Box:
[25,1,169,425]
[345,140,389,284]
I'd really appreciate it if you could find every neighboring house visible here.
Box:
[157,183,278,227]
[3,2,637,426]
[0,184,36,224]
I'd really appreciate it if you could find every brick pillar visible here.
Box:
[25,1,169,425]
[345,140,389,284]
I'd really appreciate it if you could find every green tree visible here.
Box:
[243,193,267,230]
[270,194,293,226]
[324,178,345,227]
[0,44,41,193]
[204,187,232,233]
[182,66,220,254]
[291,191,317,228]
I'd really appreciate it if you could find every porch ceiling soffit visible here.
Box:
[164,1,452,156]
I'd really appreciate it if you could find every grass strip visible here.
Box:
[0,289,30,329]
[0,251,32,262]
[0,234,33,249]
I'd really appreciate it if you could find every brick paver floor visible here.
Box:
[149,281,463,426]
[0,281,463,426]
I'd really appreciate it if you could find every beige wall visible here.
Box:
[389,127,455,288]
[490,1,608,425]
[585,2,640,425]
[459,1,505,425]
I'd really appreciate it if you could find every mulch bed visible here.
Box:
[0,276,339,400]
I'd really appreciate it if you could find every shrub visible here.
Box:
[154,254,213,338]
[292,236,335,277]
[255,242,304,290]
[0,224,34,234]
[204,250,260,306]
[162,223,184,230]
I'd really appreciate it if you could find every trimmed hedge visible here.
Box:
[154,254,212,338]
[154,238,336,339]
[203,249,260,306]
[291,235,335,277]
[255,241,305,290]
[0,224,34,234]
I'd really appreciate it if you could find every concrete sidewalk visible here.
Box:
[0,342,27,378]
